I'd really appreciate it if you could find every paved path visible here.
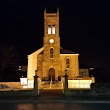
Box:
[37,89,64,101]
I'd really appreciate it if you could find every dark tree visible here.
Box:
[0,44,20,81]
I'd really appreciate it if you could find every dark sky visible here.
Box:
[0,0,110,71]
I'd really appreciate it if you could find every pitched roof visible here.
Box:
[28,47,76,56]
[28,47,44,56]
[60,47,75,54]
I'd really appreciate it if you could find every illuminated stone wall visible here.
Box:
[68,79,93,89]
[37,54,43,78]
[60,54,79,79]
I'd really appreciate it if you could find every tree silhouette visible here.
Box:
[0,44,20,80]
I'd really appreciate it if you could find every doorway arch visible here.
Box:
[48,68,55,81]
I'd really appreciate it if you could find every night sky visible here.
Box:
[1,0,110,73]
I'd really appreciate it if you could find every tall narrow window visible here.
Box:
[66,58,70,68]
[50,48,54,58]
[52,25,55,34]
[48,25,51,34]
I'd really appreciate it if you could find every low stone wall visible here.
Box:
[63,88,91,96]
[68,79,92,89]
[90,83,110,95]
[0,82,21,90]
[0,90,38,97]
[64,83,110,96]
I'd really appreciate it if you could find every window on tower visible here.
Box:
[50,48,54,58]
[52,25,55,34]
[66,58,70,68]
[48,25,51,34]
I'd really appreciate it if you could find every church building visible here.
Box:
[27,8,90,82]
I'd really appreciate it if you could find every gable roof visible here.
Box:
[39,47,76,54]
[60,47,75,54]
[28,47,44,56]
[28,47,76,56]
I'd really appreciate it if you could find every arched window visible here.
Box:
[50,48,54,58]
[48,25,51,34]
[66,58,70,68]
[52,25,55,34]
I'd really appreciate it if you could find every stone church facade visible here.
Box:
[27,9,83,81]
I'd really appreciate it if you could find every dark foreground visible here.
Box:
[0,89,110,103]
[0,90,110,110]
[1,102,110,110]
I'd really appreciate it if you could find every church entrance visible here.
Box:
[48,68,55,81]
[39,68,63,91]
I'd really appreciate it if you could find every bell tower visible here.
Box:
[42,8,61,80]
[43,8,60,61]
